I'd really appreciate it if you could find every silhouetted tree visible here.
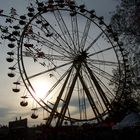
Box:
[111,0,140,44]
[109,0,140,120]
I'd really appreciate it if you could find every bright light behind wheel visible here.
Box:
[32,79,50,99]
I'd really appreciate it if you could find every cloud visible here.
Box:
[0,106,30,119]
[0,107,11,118]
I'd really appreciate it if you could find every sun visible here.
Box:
[32,79,50,99]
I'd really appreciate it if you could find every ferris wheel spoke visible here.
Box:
[82,69,105,112]
[71,14,79,51]
[56,64,81,127]
[28,61,72,80]
[84,62,112,112]
[77,70,103,122]
[89,45,116,57]
[82,64,119,99]
[26,31,73,57]
[46,66,74,125]
[44,66,73,101]
[34,34,56,50]
[53,9,76,53]
[85,31,104,52]
[92,72,116,99]
[37,14,74,56]
[88,59,119,67]
[92,69,119,86]
[80,18,91,51]
[44,54,71,61]
[77,79,87,120]
[25,35,69,60]
[32,23,69,53]
[88,62,119,85]
[23,51,71,61]
[25,32,59,50]
[0,13,21,22]
[90,84,106,113]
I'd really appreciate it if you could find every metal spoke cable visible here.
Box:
[93,72,116,99]
[80,18,91,51]
[43,65,73,100]
[37,14,74,56]
[71,13,79,52]
[32,23,71,56]
[77,69,102,122]
[89,45,117,57]
[88,59,119,67]
[26,31,72,58]
[82,65,105,113]
[23,51,71,61]
[88,62,118,83]
[28,61,72,79]
[85,31,104,52]
[84,63,112,112]
[53,9,76,54]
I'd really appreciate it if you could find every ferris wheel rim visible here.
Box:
[2,1,130,125]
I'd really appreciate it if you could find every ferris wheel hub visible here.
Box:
[73,50,88,63]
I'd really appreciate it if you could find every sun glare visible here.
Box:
[32,79,50,99]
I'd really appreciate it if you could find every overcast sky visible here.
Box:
[0,0,120,126]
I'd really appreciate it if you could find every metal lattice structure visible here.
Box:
[0,0,132,127]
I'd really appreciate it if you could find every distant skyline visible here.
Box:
[0,0,119,126]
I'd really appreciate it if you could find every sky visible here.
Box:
[0,0,119,126]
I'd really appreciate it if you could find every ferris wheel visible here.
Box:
[1,0,131,127]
